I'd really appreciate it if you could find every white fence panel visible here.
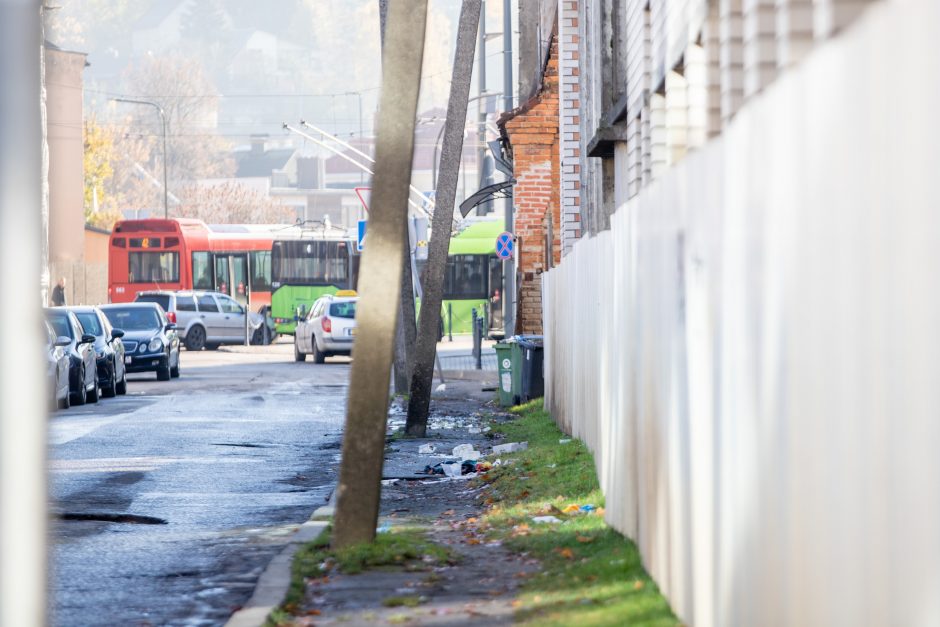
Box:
[543,0,940,624]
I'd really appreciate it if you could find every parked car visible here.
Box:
[134,290,265,351]
[44,320,71,410]
[69,306,127,398]
[99,303,181,381]
[44,308,100,406]
[294,292,358,364]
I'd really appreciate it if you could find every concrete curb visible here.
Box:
[224,518,329,627]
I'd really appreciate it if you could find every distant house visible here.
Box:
[131,0,198,56]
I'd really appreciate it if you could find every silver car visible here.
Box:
[293,294,358,364]
[135,290,264,351]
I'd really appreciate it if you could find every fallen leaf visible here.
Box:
[576,535,594,543]
[634,580,645,590]
[559,547,575,559]
[466,517,478,524]
[442,509,455,516]
[306,609,322,616]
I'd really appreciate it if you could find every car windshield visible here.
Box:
[46,313,72,339]
[102,307,161,331]
[329,301,357,319]
[74,313,103,337]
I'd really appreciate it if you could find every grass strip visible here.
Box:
[478,399,680,627]
[266,526,454,626]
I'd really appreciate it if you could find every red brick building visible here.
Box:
[499,31,561,334]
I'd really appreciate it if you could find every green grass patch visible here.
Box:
[480,400,680,627]
[382,595,422,607]
[266,526,454,626]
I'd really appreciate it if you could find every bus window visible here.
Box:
[192,252,212,290]
[443,255,487,299]
[272,241,350,286]
[129,251,179,283]
[249,251,271,291]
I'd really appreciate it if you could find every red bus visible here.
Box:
[108,218,279,312]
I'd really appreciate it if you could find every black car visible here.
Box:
[45,308,100,406]
[100,303,180,381]
[44,320,71,409]
[69,306,127,398]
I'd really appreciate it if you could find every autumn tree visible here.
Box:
[82,116,124,230]
[123,55,234,188]
[174,182,295,224]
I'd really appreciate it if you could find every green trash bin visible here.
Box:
[495,342,514,406]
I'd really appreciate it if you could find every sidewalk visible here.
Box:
[219,337,499,373]
[231,378,526,626]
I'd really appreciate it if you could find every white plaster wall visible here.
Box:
[543,0,940,623]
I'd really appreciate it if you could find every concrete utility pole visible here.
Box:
[405,0,482,436]
[502,0,515,337]
[114,97,169,219]
[332,0,428,548]
[380,0,419,396]
[1,1,47,624]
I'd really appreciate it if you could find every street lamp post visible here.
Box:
[113,98,168,219]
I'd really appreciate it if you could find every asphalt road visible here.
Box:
[48,346,352,627]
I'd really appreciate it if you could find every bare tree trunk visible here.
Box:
[381,0,418,396]
[405,0,482,436]
[332,0,428,549]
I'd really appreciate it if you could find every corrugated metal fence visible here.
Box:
[543,1,940,625]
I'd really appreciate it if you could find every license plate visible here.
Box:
[125,356,132,364]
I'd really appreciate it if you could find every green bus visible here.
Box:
[270,231,359,335]
[435,220,505,336]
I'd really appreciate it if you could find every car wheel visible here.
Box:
[170,351,180,378]
[157,357,171,381]
[103,362,117,398]
[72,368,87,406]
[205,343,220,351]
[185,325,206,351]
[294,338,306,362]
[116,368,127,395]
[312,339,325,364]
[87,371,100,403]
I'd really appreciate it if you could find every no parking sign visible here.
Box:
[495,231,514,260]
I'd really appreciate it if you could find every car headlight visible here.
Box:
[148,338,163,352]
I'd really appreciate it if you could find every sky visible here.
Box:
[48,0,517,143]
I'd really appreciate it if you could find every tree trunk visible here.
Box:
[332,0,428,549]
[381,0,418,396]
[405,0,482,436]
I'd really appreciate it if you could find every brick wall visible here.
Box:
[503,32,561,335]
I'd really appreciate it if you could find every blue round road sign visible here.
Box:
[495,231,514,259]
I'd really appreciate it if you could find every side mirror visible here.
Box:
[111,328,125,340]
[79,334,96,345]
[55,336,71,347]
[165,323,177,331]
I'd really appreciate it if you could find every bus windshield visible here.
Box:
[272,240,349,286]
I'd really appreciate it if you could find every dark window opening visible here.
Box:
[129,252,179,284]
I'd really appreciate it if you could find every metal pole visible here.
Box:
[502,0,515,337]
[477,0,487,216]
[113,98,169,218]
[1,2,46,624]
[160,108,168,218]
